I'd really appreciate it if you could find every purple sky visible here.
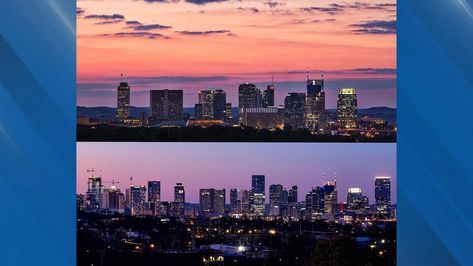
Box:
[77,143,396,204]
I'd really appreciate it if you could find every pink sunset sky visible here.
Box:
[77,0,396,108]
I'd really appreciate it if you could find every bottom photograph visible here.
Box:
[77,143,396,266]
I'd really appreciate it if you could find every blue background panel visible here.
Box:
[0,1,75,265]
[398,0,473,265]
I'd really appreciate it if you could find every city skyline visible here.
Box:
[77,0,396,108]
[77,143,396,203]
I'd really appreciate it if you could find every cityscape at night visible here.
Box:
[77,143,396,265]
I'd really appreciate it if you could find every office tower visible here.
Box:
[269,184,288,216]
[194,103,203,120]
[305,186,325,218]
[284,93,306,129]
[148,181,161,216]
[251,175,265,215]
[263,80,275,107]
[130,185,146,216]
[337,88,358,128]
[212,90,227,121]
[239,189,251,213]
[116,82,130,121]
[346,188,369,215]
[375,176,391,218]
[323,181,338,214]
[86,177,102,211]
[172,182,185,217]
[224,103,233,124]
[230,188,239,212]
[306,73,325,130]
[106,185,124,211]
[198,90,214,120]
[288,186,298,204]
[240,107,285,129]
[199,188,225,216]
[150,89,183,122]
[238,83,262,121]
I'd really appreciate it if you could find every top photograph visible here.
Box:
[76,0,396,142]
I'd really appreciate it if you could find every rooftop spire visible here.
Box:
[306,68,310,80]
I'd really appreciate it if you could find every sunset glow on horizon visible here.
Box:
[77,0,396,108]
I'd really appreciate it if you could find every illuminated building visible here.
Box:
[263,79,275,107]
[269,184,288,216]
[199,188,226,216]
[306,73,326,130]
[375,176,391,218]
[238,83,262,121]
[305,187,325,219]
[240,107,284,130]
[346,188,369,215]
[86,177,102,212]
[150,89,183,122]
[172,182,186,217]
[148,181,161,216]
[130,185,146,216]
[194,103,203,120]
[337,88,358,128]
[198,90,227,121]
[251,175,265,215]
[116,82,130,121]
[284,93,306,129]
[323,181,338,214]
[224,103,233,124]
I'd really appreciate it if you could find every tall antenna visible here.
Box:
[271,75,274,86]
[306,67,310,80]
[321,70,324,80]
[130,176,133,187]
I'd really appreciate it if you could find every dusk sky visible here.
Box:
[77,0,396,108]
[77,143,396,204]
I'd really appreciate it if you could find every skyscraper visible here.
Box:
[346,188,369,215]
[199,188,226,216]
[375,176,391,218]
[240,107,284,130]
[116,82,130,121]
[87,177,102,211]
[238,83,262,121]
[148,181,161,216]
[269,184,288,216]
[288,185,298,204]
[150,89,183,122]
[284,93,306,129]
[305,186,325,219]
[130,185,146,216]
[337,88,358,128]
[263,79,275,107]
[306,73,325,130]
[172,182,185,217]
[230,188,239,212]
[251,175,265,215]
[198,89,227,120]
[323,181,338,214]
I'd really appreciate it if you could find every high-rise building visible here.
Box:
[375,176,391,218]
[306,74,325,130]
[346,188,369,215]
[238,83,262,121]
[305,187,325,219]
[323,181,338,214]
[86,177,102,211]
[150,89,183,122]
[269,184,288,216]
[198,90,227,121]
[230,188,239,212]
[224,103,233,124]
[172,182,186,217]
[284,93,306,129]
[337,88,358,128]
[117,82,131,121]
[288,185,298,204]
[240,107,284,129]
[194,103,203,120]
[148,181,161,216]
[263,80,275,107]
[130,185,146,216]
[251,175,265,215]
[239,189,251,213]
[199,188,226,216]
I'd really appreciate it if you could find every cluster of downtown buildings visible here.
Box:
[77,175,394,222]
[87,73,391,132]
